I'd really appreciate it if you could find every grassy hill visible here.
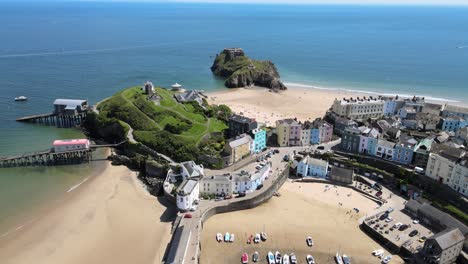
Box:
[95,86,229,162]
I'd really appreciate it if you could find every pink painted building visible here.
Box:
[289,120,302,146]
[53,139,90,153]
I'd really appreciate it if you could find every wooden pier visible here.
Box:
[16,113,87,128]
[0,149,92,168]
[0,141,127,168]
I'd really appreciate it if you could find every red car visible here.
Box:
[184,213,193,218]
[241,253,249,264]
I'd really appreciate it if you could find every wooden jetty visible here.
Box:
[16,98,89,128]
[16,112,87,128]
[0,149,92,168]
[0,141,127,168]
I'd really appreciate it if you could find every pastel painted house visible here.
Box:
[310,119,333,144]
[375,139,395,160]
[358,128,379,155]
[224,134,253,165]
[296,157,329,178]
[393,136,418,165]
[53,139,90,153]
[440,116,467,132]
[233,163,271,193]
[249,128,266,153]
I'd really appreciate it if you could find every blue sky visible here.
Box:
[2,0,468,4]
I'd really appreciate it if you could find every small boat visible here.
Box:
[216,233,222,242]
[224,232,230,242]
[261,232,268,241]
[253,251,259,262]
[335,253,344,264]
[14,96,28,101]
[382,255,392,264]
[306,255,316,264]
[282,254,290,264]
[241,252,249,264]
[372,249,384,257]
[267,252,275,264]
[342,254,351,264]
[230,233,235,242]
[247,234,253,244]
[290,253,297,264]
[306,236,314,247]
[254,233,261,243]
[275,251,282,264]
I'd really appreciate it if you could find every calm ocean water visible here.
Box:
[0,2,467,234]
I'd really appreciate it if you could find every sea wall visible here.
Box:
[201,166,289,225]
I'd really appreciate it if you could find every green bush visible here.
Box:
[83,112,128,143]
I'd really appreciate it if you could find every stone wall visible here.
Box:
[200,166,289,225]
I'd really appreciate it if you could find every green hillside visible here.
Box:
[95,86,229,162]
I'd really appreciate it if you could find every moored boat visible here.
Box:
[275,251,281,264]
[282,254,290,264]
[14,96,28,101]
[241,252,249,264]
[335,252,344,264]
[261,231,268,241]
[216,233,222,242]
[224,232,230,242]
[267,251,275,264]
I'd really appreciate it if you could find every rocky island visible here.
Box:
[211,48,287,90]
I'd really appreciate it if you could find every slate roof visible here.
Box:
[176,179,198,196]
[430,228,465,250]
[229,134,253,148]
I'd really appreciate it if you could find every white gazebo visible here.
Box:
[171,82,185,92]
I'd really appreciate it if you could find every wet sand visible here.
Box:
[0,162,176,264]
[200,181,403,264]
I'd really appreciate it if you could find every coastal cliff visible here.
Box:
[211,48,287,90]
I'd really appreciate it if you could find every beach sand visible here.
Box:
[206,85,368,126]
[0,162,175,264]
[200,181,403,264]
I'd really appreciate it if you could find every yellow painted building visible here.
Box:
[276,119,291,147]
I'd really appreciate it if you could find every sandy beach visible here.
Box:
[200,181,404,264]
[207,83,465,127]
[207,85,370,126]
[0,161,175,264]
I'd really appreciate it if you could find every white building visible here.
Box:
[180,161,204,179]
[425,146,466,190]
[201,175,233,196]
[449,158,468,196]
[296,157,329,178]
[233,164,271,193]
[331,96,384,120]
[176,179,200,211]
[53,139,90,153]
[375,139,395,160]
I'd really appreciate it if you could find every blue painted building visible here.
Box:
[296,157,329,178]
[367,137,378,156]
[440,116,467,132]
[311,128,320,144]
[250,128,266,153]
[393,135,418,165]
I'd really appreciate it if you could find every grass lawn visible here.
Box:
[99,86,227,147]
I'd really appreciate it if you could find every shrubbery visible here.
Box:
[83,112,128,143]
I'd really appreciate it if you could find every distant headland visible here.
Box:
[211,48,287,91]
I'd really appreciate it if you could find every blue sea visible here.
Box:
[0,2,467,234]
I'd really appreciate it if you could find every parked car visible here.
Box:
[379,213,389,220]
[413,219,420,224]
[382,255,392,264]
[215,197,224,202]
[419,236,427,243]
[385,217,393,223]
[398,224,409,231]
[386,207,394,213]
[274,149,280,154]
[283,155,290,161]
[184,213,193,218]
[317,145,325,150]
[409,230,419,237]
[237,192,246,198]
[224,195,232,200]
[393,222,402,229]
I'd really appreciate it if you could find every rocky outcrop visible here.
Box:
[211,48,287,90]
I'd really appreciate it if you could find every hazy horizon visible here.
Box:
[2,0,468,6]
